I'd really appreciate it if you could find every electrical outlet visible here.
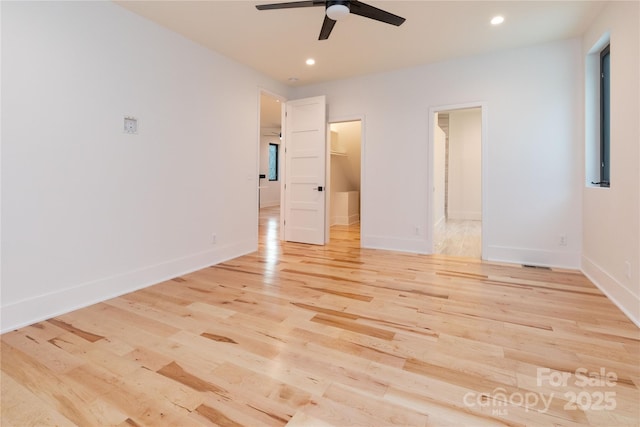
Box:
[625,261,631,279]
[559,234,567,246]
[212,234,217,245]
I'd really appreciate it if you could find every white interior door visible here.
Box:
[283,96,327,245]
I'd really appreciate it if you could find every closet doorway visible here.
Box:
[328,120,362,243]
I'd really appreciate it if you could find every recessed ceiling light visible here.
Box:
[491,15,504,25]
[306,58,316,66]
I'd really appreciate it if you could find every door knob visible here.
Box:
[315,186,324,192]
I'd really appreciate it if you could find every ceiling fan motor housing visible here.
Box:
[326,1,350,21]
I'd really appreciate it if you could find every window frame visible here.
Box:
[599,43,610,187]
[268,143,279,181]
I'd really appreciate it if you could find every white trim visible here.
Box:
[260,201,280,208]
[1,240,255,333]
[362,234,429,254]
[325,121,331,243]
[582,255,640,328]
[331,214,360,226]
[485,245,581,269]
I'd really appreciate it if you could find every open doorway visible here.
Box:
[263,93,363,247]
[258,91,284,245]
[328,120,362,244]
[432,107,483,258]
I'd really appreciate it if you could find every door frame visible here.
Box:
[328,114,365,246]
[427,102,488,258]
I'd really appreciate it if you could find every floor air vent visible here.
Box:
[522,264,551,270]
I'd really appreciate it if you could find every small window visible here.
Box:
[268,143,279,181]
[599,44,610,187]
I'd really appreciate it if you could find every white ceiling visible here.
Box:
[115,0,605,131]
[116,0,604,87]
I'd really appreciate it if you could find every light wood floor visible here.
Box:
[2,208,639,426]
[434,219,482,259]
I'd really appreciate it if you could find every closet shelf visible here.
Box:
[331,151,347,156]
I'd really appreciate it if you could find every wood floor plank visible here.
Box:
[0,373,78,427]
[2,207,639,426]
[1,328,85,374]
[1,341,130,426]
[65,362,206,426]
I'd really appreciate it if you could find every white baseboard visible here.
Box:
[484,245,581,269]
[260,201,280,208]
[332,214,360,226]
[360,240,579,266]
[581,255,640,328]
[0,240,256,333]
[362,234,429,254]
[448,211,482,221]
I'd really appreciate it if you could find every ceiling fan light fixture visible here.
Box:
[326,4,350,21]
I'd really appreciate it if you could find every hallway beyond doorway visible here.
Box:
[432,104,484,259]
[434,219,481,258]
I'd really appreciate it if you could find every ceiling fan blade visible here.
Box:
[256,1,324,10]
[319,15,337,40]
[349,1,405,26]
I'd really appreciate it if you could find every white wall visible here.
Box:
[447,109,482,221]
[1,1,290,332]
[294,38,584,266]
[582,1,640,326]
[433,117,446,226]
[259,136,281,208]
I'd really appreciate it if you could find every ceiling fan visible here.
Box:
[255,0,406,40]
